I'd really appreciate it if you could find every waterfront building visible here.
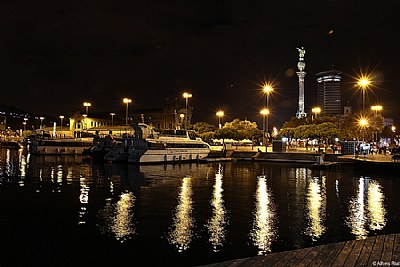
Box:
[316,70,342,116]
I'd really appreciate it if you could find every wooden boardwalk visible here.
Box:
[202,233,400,266]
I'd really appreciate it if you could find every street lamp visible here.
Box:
[59,115,64,130]
[216,110,224,129]
[359,117,368,142]
[110,113,115,126]
[262,84,274,146]
[260,108,270,152]
[23,118,28,133]
[311,107,321,122]
[83,102,92,115]
[357,77,371,114]
[370,105,383,142]
[183,92,192,129]
[40,117,44,129]
[82,114,87,130]
[370,105,383,115]
[123,98,132,125]
[179,114,185,129]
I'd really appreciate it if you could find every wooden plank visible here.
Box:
[239,252,282,267]
[355,236,376,266]
[331,240,357,267]
[392,233,400,262]
[282,246,314,266]
[380,234,395,262]
[343,238,366,266]
[264,251,292,266]
[270,249,303,266]
[368,235,385,266]
[308,243,342,266]
[294,245,325,267]
[320,241,347,266]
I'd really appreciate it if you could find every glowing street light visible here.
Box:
[179,113,185,129]
[40,117,44,129]
[370,105,383,115]
[59,115,64,130]
[260,108,270,151]
[183,92,192,129]
[359,117,368,142]
[216,110,224,129]
[123,98,132,125]
[312,107,321,122]
[357,77,371,114]
[262,84,274,146]
[110,113,115,126]
[23,117,28,133]
[83,102,92,115]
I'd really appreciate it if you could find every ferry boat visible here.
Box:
[30,137,94,155]
[127,129,211,164]
[98,124,211,163]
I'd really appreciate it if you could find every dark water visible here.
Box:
[1,147,400,266]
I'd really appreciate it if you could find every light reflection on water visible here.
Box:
[304,176,326,240]
[346,177,386,239]
[168,176,194,252]
[0,149,397,266]
[206,163,228,252]
[250,175,277,254]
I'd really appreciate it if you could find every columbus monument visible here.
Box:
[296,47,307,118]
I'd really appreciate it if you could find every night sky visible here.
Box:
[1,0,400,127]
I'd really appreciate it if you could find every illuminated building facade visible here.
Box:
[316,70,342,116]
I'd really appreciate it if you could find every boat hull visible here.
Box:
[31,138,93,155]
[128,148,210,163]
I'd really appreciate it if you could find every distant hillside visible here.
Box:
[0,102,30,115]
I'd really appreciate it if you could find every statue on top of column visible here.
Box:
[297,47,305,60]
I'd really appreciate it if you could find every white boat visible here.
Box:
[30,138,94,155]
[127,129,211,164]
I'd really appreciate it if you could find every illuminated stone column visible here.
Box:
[296,47,307,118]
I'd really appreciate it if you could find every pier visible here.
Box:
[202,233,400,266]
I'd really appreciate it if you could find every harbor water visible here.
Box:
[1,147,400,266]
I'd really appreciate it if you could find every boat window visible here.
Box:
[188,131,197,140]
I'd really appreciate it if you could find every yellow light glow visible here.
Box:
[357,77,371,88]
[260,108,270,116]
[392,126,396,132]
[262,84,274,94]
[305,177,326,240]
[216,110,224,117]
[179,114,185,118]
[359,118,368,127]
[59,115,64,119]
[368,181,386,231]
[83,102,91,107]
[312,107,321,114]
[370,105,383,112]
[183,92,192,99]
[123,98,132,104]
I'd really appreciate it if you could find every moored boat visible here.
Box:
[30,137,94,155]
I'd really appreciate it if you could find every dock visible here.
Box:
[202,233,400,266]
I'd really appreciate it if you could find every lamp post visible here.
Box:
[83,102,91,115]
[311,107,321,122]
[123,98,132,125]
[59,115,64,130]
[22,118,28,135]
[40,117,44,129]
[357,77,371,114]
[260,108,270,152]
[110,113,115,126]
[183,92,192,129]
[359,117,368,142]
[216,110,224,129]
[371,105,383,142]
[82,114,87,130]
[262,84,274,145]
[179,114,185,129]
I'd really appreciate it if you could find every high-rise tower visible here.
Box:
[316,70,342,115]
[296,47,307,118]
